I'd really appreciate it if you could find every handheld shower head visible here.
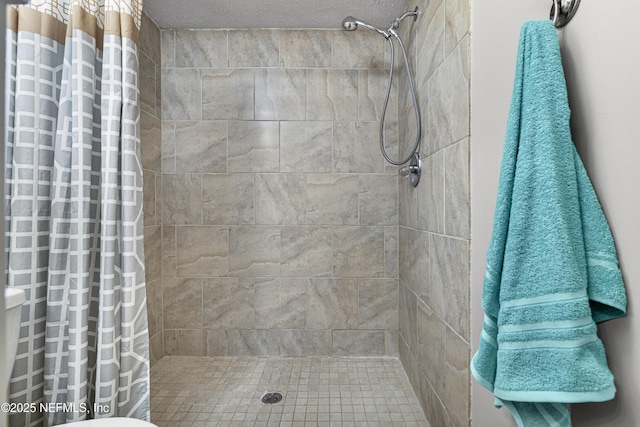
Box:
[342,16,358,31]
[340,16,389,38]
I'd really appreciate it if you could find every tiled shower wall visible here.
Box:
[397,0,471,426]
[159,28,401,357]
[139,13,163,366]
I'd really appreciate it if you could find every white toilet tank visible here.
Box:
[4,287,26,389]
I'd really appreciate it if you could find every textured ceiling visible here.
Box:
[143,0,409,29]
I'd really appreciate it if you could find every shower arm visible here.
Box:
[389,7,419,31]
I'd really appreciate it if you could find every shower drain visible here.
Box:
[261,392,284,405]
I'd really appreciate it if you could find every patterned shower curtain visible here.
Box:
[5,1,149,426]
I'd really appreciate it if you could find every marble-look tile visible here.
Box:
[154,64,162,118]
[358,69,398,122]
[155,173,162,226]
[175,121,227,173]
[228,226,281,277]
[359,174,398,225]
[139,52,156,115]
[359,279,399,329]
[332,331,385,356]
[163,277,203,330]
[399,173,418,228]
[205,329,228,357]
[417,150,445,233]
[160,29,175,68]
[280,330,332,357]
[398,227,429,302]
[281,226,333,277]
[163,329,176,356]
[228,121,280,173]
[162,174,202,225]
[427,36,469,154]
[175,30,228,68]
[203,277,256,329]
[445,0,470,56]
[149,331,163,366]
[176,226,229,277]
[144,225,162,283]
[280,121,332,173]
[227,330,281,357]
[141,111,161,172]
[162,226,176,277]
[162,68,201,120]
[202,174,254,225]
[254,278,306,329]
[333,226,385,278]
[306,174,359,225]
[140,13,160,64]
[255,174,306,225]
[255,69,306,120]
[445,138,470,238]
[385,330,400,357]
[417,301,446,399]
[176,329,206,356]
[280,30,332,68]
[384,227,399,278]
[399,282,417,352]
[306,69,358,121]
[161,121,175,174]
[424,373,449,427]
[333,31,388,69]
[333,121,388,173]
[307,278,358,329]
[431,234,469,340]
[146,278,159,337]
[445,326,470,427]
[143,170,156,226]
[228,30,279,67]
[416,2,444,89]
[202,69,254,120]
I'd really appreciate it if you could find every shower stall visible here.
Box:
[138,0,471,425]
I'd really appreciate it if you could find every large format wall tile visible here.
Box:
[202,174,254,224]
[228,226,281,277]
[160,28,401,359]
[280,121,332,172]
[162,68,201,120]
[228,121,280,173]
[333,227,385,277]
[202,69,254,120]
[175,30,228,68]
[175,121,227,173]
[306,174,359,225]
[281,227,333,277]
[255,69,306,120]
[306,69,358,121]
[280,30,332,68]
[176,226,229,277]
[307,278,358,329]
[228,30,279,67]
[255,174,306,225]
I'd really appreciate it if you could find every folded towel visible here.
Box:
[471,20,627,427]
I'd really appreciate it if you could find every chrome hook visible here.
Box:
[550,0,581,28]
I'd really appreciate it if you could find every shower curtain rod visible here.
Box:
[550,0,580,28]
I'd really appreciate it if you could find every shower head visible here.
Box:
[342,16,358,31]
[341,16,389,38]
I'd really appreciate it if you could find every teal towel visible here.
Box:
[471,20,627,427]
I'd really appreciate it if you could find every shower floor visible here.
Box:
[150,356,429,427]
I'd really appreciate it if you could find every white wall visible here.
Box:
[471,1,640,426]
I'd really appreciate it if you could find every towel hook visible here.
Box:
[550,0,581,28]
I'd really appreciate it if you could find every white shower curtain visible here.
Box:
[5,1,150,425]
